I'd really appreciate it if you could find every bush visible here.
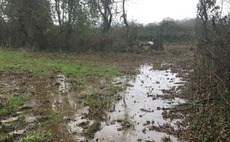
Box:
[180,1,230,141]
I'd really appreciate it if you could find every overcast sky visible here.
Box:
[126,0,199,24]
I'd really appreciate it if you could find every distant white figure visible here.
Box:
[148,41,154,46]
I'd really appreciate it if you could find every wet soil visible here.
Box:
[75,64,186,142]
[0,71,79,141]
[0,46,194,142]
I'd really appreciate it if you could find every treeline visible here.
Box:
[0,0,195,51]
[129,18,196,45]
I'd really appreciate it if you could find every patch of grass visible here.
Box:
[47,111,61,125]
[0,133,13,141]
[0,94,28,116]
[85,93,104,108]
[0,48,121,77]
[17,114,27,126]
[107,85,123,94]
[85,86,122,109]
[21,130,52,142]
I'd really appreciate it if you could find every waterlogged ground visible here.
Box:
[94,64,186,142]
[68,64,186,142]
[0,46,193,142]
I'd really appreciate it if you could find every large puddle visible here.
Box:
[68,64,186,142]
[93,64,185,142]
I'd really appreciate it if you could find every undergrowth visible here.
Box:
[178,1,230,141]
[180,65,230,141]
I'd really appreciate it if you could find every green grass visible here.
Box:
[0,94,28,116]
[0,48,120,76]
[0,133,13,141]
[21,130,52,142]
[47,111,61,125]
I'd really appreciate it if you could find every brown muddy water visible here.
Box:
[68,64,186,142]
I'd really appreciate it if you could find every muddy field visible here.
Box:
[0,46,194,142]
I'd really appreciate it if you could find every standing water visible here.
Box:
[92,64,186,142]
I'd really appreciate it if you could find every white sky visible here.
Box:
[127,0,199,24]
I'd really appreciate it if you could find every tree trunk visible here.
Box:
[122,0,128,27]
[55,0,62,26]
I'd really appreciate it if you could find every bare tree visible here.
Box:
[122,0,128,27]
[54,0,62,26]
[97,0,114,33]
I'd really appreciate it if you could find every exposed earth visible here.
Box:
[0,45,194,142]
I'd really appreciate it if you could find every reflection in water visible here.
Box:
[93,64,185,142]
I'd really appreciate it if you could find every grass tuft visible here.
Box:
[0,94,28,116]
[21,130,52,142]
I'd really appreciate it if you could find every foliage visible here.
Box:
[159,18,196,44]
[0,0,195,51]
[0,0,131,51]
[127,19,195,45]
[1,0,52,48]
[180,0,230,141]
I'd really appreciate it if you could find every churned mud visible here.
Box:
[0,71,78,141]
[0,46,194,141]
[66,64,186,142]
[0,64,187,142]
[94,64,185,142]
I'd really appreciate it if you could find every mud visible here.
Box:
[92,64,185,142]
[65,64,186,142]
[0,64,187,142]
[0,72,78,141]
